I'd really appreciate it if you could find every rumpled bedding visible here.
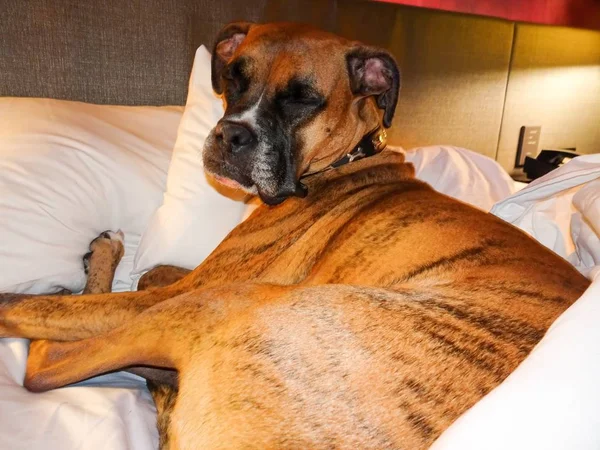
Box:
[492,154,600,278]
[1,153,598,450]
[433,154,600,450]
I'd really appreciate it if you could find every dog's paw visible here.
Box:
[85,229,125,269]
[89,229,124,250]
[91,230,124,246]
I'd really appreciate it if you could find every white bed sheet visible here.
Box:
[0,339,156,449]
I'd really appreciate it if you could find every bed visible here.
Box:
[1,1,599,449]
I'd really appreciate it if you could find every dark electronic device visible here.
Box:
[523,149,580,180]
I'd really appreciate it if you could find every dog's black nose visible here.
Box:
[219,121,255,152]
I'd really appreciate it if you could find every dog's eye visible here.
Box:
[282,95,322,106]
[223,71,242,89]
[277,90,324,110]
[277,94,324,120]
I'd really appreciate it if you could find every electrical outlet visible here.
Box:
[515,126,541,168]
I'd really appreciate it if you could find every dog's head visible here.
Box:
[203,22,401,205]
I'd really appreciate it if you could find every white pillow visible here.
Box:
[133,46,247,278]
[0,97,182,294]
[402,145,516,211]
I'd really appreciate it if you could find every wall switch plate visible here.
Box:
[515,126,541,168]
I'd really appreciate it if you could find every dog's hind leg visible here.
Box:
[17,284,288,448]
[19,288,206,393]
[138,265,191,290]
[17,282,463,449]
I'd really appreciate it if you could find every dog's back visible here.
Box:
[160,151,588,448]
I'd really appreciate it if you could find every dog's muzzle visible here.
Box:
[204,117,306,205]
[215,120,257,154]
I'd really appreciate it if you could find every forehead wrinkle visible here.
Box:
[242,35,347,91]
[266,52,297,85]
[265,53,322,94]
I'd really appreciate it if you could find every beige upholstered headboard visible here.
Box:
[1,0,598,171]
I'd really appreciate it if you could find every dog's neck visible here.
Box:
[296,149,414,202]
[302,126,388,180]
[244,148,412,211]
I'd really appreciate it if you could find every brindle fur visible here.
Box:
[148,380,179,450]
[138,266,191,291]
[0,23,590,450]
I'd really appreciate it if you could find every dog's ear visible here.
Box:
[211,21,254,94]
[346,47,401,128]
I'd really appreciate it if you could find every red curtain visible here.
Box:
[375,0,600,30]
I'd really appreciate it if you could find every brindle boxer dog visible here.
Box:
[0,22,590,450]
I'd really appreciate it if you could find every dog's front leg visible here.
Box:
[1,231,180,392]
[0,228,187,342]
[0,287,187,341]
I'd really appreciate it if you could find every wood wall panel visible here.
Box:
[336,3,515,159]
[497,24,600,171]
